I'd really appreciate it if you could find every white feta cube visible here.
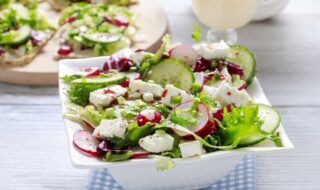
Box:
[214,81,251,106]
[142,92,154,102]
[129,80,163,97]
[139,132,174,153]
[93,118,128,140]
[179,141,204,158]
[197,41,230,60]
[89,85,127,107]
[129,51,150,66]
[162,84,194,107]
[220,68,232,84]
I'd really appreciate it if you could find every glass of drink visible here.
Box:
[192,0,258,44]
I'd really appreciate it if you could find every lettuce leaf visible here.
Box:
[103,151,133,162]
[217,105,273,147]
[109,121,155,149]
[60,74,82,84]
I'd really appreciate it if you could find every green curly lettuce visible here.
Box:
[217,105,279,148]
[64,104,112,127]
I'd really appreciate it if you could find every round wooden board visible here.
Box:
[0,0,168,86]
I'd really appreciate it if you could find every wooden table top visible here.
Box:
[1,0,320,189]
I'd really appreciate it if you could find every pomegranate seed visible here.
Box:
[152,111,162,123]
[136,114,148,126]
[58,46,73,56]
[120,80,130,88]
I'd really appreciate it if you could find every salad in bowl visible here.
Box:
[59,34,293,189]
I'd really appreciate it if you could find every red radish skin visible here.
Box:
[130,147,149,159]
[169,44,198,68]
[213,104,232,121]
[58,46,73,56]
[80,67,100,77]
[82,119,95,129]
[63,16,76,25]
[172,102,215,138]
[104,15,129,28]
[73,130,100,157]
[238,83,247,91]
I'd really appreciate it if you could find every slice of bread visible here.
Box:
[0,32,55,66]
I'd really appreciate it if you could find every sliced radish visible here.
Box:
[58,45,73,56]
[97,141,149,158]
[238,83,247,91]
[73,130,100,157]
[194,72,205,89]
[169,44,198,68]
[78,67,100,77]
[171,102,215,138]
[82,119,95,129]
[130,147,149,159]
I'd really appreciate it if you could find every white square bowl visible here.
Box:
[59,53,294,190]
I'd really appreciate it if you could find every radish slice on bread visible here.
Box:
[169,44,198,68]
[73,130,100,157]
[171,101,216,138]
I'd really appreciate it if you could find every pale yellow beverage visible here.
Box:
[192,0,257,31]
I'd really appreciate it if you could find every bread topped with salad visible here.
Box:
[56,3,136,59]
[0,3,55,66]
[48,0,137,11]
[61,30,283,169]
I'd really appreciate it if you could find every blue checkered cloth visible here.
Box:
[87,155,256,190]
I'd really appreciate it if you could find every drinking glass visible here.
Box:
[192,0,258,44]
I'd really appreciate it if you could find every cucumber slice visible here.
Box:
[228,45,256,85]
[82,33,121,44]
[0,25,32,46]
[145,58,195,91]
[239,104,281,146]
[71,73,126,85]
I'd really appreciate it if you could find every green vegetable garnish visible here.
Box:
[170,95,182,105]
[110,122,155,149]
[61,74,82,84]
[191,21,201,43]
[217,105,279,147]
[153,155,175,171]
[103,151,133,162]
